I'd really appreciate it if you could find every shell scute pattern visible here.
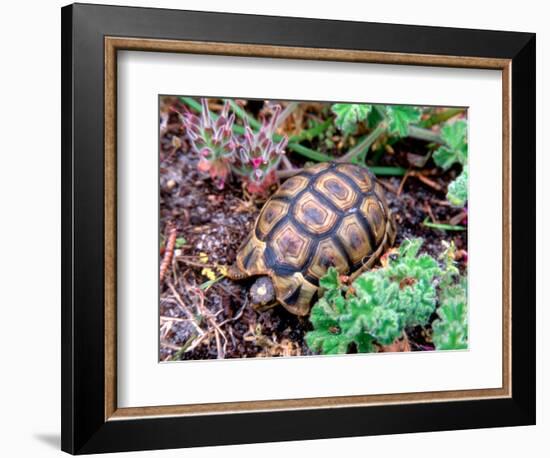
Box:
[233,162,396,315]
[313,172,358,211]
[293,192,339,235]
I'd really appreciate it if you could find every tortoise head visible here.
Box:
[250,276,276,311]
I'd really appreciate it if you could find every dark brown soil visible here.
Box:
[159,99,467,361]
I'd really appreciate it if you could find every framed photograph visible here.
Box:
[61,3,536,454]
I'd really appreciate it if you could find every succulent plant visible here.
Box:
[183,99,237,189]
[231,106,288,194]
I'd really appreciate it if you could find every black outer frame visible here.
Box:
[61,3,536,454]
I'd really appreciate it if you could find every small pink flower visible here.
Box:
[251,157,263,169]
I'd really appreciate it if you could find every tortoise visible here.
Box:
[228,162,396,316]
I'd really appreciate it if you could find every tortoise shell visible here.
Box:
[230,162,396,316]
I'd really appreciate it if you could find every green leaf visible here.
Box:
[441,119,467,151]
[397,237,423,260]
[319,267,341,291]
[175,237,187,248]
[432,146,457,170]
[422,217,466,231]
[368,307,401,345]
[386,105,422,137]
[433,120,468,170]
[305,330,348,355]
[352,275,377,298]
[306,289,351,354]
[355,333,375,353]
[397,278,437,327]
[366,106,384,129]
[432,278,468,350]
[447,168,468,207]
[331,103,372,135]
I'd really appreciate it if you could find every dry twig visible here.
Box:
[167,282,205,337]
[398,170,443,196]
[160,224,177,284]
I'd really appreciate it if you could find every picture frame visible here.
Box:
[61,3,536,454]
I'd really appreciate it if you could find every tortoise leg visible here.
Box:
[226,264,248,281]
[251,300,278,313]
[278,276,317,316]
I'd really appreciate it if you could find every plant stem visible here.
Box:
[275,102,298,130]
[421,108,465,128]
[227,99,262,130]
[375,103,445,144]
[408,125,444,144]
[179,96,202,112]
[281,155,294,170]
[422,217,466,231]
[374,104,387,118]
[287,142,332,162]
[277,162,407,179]
[337,122,388,163]
[289,119,332,143]
[277,168,301,179]
[200,276,225,291]
[370,166,408,176]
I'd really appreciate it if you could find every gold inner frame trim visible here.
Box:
[104,36,512,421]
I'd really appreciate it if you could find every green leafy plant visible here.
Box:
[432,119,469,207]
[432,277,468,350]
[305,239,442,355]
[385,105,422,136]
[331,103,372,136]
[331,103,440,169]
[446,168,468,207]
[430,241,468,350]
[306,238,469,355]
[433,120,468,170]
[331,103,422,139]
